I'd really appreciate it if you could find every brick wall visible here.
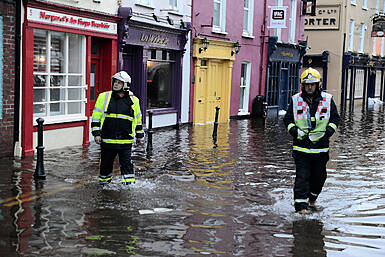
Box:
[0,0,16,157]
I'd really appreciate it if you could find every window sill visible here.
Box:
[33,115,87,126]
[242,33,254,39]
[362,7,368,10]
[238,111,250,116]
[148,108,177,115]
[350,3,356,6]
[212,30,228,35]
[168,10,183,17]
[135,3,155,10]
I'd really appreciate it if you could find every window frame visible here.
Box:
[275,0,283,41]
[351,0,356,6]
[212,0,227,33]
[238,62,251,115]
[32,29,87,125]
[288,0,297,43]
[242,0,254,37]
[358,23,366,53]
[348,19,355,51]
[362,0,368,10]
[146,49,176,110]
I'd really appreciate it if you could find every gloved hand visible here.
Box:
[324,126,335,138]
[94,136,102,144]
[289,126,298,138]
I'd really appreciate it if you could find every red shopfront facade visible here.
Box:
[22,0,120,155]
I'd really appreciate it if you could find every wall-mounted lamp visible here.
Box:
[231,41,241,56]
[152,13,160,22]
[199,37,209,53]
[180,20,186,29]
[167,16,174,25]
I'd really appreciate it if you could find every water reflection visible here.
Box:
[292,219,326,257]
[1,105,385,256]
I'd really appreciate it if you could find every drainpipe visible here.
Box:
[259,0,268,96]
[14,0,21,149]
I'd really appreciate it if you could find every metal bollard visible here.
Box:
[34,118,46,180]
[212,106,220,144]
[146,110,153,153]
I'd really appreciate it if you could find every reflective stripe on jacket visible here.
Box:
[91,91,144,145]
[292,92,332,144]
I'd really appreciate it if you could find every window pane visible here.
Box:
[68,88,82,100]
[239,88,245,109]
[69,34,83,73]
[33,89,46,102]
[213,3,221,27]
[34,30,47,72]
[50,103,65,116]
[68,102,81,114]
[147,62,173,109]
[50,75,65,87]
[68,75,82,87]
[50,32,65,73]
[34,75,47,87]
[50,88,62,101]
[243,10,249,32]
[33,104,46,117]
[244,0,249,8]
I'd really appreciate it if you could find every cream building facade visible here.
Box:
[304,0,385,107]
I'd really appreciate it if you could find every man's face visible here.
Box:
[113,80,124,91]
[303,82,318,96]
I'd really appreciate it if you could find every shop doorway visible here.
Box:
[89,59,100,114]
[193,59,229,123]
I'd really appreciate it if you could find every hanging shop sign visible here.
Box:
[27,7,117,34]
[304,5,340,30]
[302,0,316,16]
[268,6,288,29]
[372,15,385,37]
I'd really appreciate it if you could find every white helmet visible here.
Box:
[112,71,131,91]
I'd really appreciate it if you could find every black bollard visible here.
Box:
[212,106,220,144]
[146,110,153,153]
[34,118,46,180]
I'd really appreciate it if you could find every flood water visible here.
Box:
[1,103,385,256]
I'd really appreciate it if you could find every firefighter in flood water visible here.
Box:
[283,68,340,214]
[91,71,144,185]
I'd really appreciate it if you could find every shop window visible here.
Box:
[33,29,86,122]
[146,49,175,109]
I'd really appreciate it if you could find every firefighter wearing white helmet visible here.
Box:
[283,67,340,214]
[112,71,131,92]
[91,71,144,185]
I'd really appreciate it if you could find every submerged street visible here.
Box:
[1,103,385,257]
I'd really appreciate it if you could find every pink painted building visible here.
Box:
[190,0,305,123]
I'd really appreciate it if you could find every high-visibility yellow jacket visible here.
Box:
[91,90,144,148]
[283,91,340,154]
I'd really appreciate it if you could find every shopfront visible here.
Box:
[21,0,119,155]
[118,9,190,128]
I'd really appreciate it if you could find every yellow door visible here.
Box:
[193,62,208,124]
[194,59,230,124]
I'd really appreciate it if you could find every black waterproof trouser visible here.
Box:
[293,151,329,212]
[99,145,134,182]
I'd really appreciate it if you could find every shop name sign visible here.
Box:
[304,5,340,30]
[27,7,117,34]
[140,33,169,46]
